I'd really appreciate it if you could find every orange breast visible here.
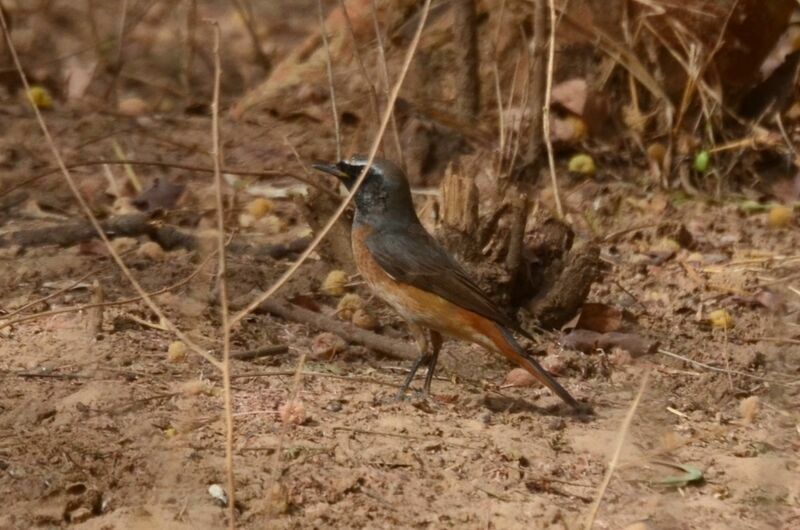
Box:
[351,224,497,349]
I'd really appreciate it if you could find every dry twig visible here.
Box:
[318,0,342,161]
[206,20,236,528]
[584,369,650,529]
[0,159,338,201]
[543,0,563,218]
[336,0,381,131]
[370,0,405,168]
[251,298,417,360]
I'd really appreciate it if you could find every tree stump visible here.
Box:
[436,162,600,330]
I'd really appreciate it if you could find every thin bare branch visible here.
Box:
[543,0,563,218]
[336,0,381,132]
[206,20,236,529]
[229,0,271,71]
[584,370,650,529]
[370,0,405,169]
[0,159,339,201]
[318,0,342,161]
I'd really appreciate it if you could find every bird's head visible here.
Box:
[312,156,415,223]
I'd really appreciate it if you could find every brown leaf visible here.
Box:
[551,78,588,116]
[310,332,347,360]
[575,303,623,333]
[279,400,306,425]
[597,332,656,357]
[133,178,185,212]
[753,290,786,313]
[561,329,602,353]
[288,294,321,313]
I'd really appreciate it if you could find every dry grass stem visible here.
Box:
[230,0,271,71]
[543,0,563,218]
[336,0,381,131]
[318,0,342,161]
[584,369,650,529]
[1,159,338,201]
[206,20,237,529]
[370,0,405,168]
[659,348,797,386]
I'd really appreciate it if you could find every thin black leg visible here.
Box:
[396,351,430,400]
[396,323,429,400]
[422,331,443,397]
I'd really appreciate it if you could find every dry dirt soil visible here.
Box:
[1,1,800,529]
[1,110,798,529]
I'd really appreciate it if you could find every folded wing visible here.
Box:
[365,223,532,338]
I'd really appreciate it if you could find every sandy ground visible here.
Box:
[1,155,798,529]
[1,1,799,528]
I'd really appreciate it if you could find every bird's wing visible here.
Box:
[365,223,530,337]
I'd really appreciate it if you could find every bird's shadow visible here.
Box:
[482,394,594,422]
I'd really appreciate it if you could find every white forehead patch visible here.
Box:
[344,155,369,167]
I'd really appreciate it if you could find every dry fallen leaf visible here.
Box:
[552,78,588,115]
[739,395,760,424]
[137,241,165,261]
[567,153,596,176]
[576,303,623,333]
[310,332,347,360]
[133,178,186,212]
[246,197,273,219]
[598,332,656,357]
[279,399,306,425]
[562,329,603,353]
[118,97,148,116]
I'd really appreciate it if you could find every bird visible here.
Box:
[313,156,581,411]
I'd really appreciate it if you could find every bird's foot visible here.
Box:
[395,388,430,402]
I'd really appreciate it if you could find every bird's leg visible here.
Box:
[396,323,429,400]
[421,330,443,397]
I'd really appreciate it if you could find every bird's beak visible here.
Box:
[312,162,349,181]
[312,162,358,189]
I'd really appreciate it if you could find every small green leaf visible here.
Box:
[650,460,703,488]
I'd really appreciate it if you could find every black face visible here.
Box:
[313,156,417,224]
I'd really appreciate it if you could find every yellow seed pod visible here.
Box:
[246,197,273,219]
[167,340,187,362]
[27,85,53,109]
[646,143,667,164]
[708,309,733,329]
[568,153,596,176]
[767,205,793,228]
[322,270,348,296]
[351,308,379,330]
[336,293,363,320]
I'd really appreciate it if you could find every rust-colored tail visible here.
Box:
[486,323,580,410]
